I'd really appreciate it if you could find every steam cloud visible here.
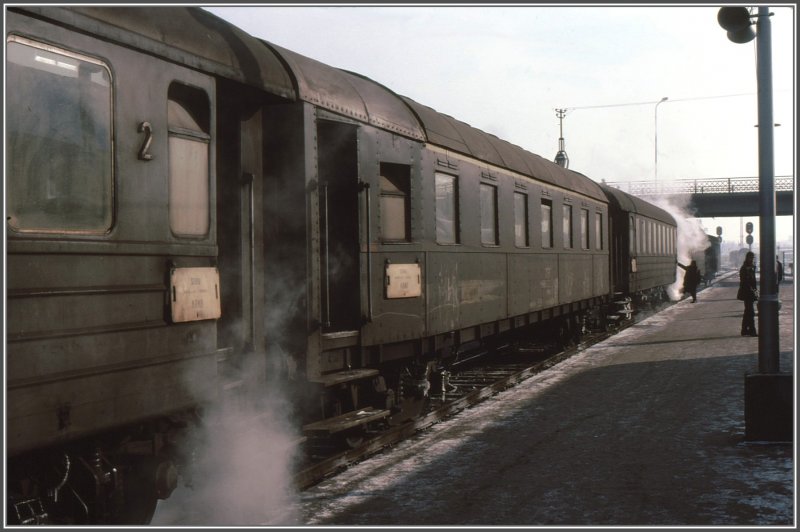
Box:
[652,194,710,301]
[150,348,302,526]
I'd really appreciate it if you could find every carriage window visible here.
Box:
[480,184,498,245]
[656,223,660,254]
[629,215,636,254]
[6,37,113,233]
[542,199,553,249]
[644,222,649,254]
[667,227,671,254]
[657,225,661,254]
[668,227,673,254]
[580,208,589,250]
[643,221,648,254]
[655,223,660,254]
[638,218,645,254]
[667,227,670,254]
[672,228,677,254]
[514,192,529,247]
[654,223,659,254]
[670,228,675,255]
[169,83,210,237]
[435,173,459,244]
[563,204,573,249]
[596,212,603,251]
[380,163,411,242]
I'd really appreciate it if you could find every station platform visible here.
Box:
[297,273,795,526]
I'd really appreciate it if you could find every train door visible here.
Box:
[318,119,361,333]
[215,80,269,391]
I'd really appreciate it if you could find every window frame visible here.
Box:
[479,183,499,246]
[434,172,459,245]
[6,36,115,235]
[541,198,553,249]
[167,82,212,238]
[378,162,412,243]
[513,191,530,248]
[596,212,604,251]
[562,203,573,249]
[580,208,590,250]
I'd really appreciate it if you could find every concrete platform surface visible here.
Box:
[294,274,795,526]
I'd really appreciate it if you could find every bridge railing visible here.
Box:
[605,176,794,196]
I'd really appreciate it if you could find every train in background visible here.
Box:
[6,6,679,524]
[694,234,723,285]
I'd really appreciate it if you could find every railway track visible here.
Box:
[292,309,657,490]
[292,270,737,491]
[150,280,731,526]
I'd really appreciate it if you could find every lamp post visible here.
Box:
[654,96,668,186]
[554,108,569,168]
[753,6,779,374]
[718,5,789,443]
[557,93,757,184]
[555,97,672,176]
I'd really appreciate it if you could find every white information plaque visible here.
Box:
[170,267,222,323]
[385,263,422,299]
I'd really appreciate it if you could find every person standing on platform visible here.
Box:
[737,251,758,337]
[776,255,784,293]
[678,260,702,303]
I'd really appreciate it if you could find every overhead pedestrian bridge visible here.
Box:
[604,176,794,217]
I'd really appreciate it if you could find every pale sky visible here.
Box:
[204,4,795,247]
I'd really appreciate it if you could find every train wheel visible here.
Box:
[115,458,176,525]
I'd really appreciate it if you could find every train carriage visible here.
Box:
[599,183,678,306]
[5,6,676,524]
[692,234,722,285]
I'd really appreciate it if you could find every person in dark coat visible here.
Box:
[776,255,784,293]
[738,251,758,337]
[678,260,702,303]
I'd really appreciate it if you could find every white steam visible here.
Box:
[651,194,710,301]
[151,348,301,526]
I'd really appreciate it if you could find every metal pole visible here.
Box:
[654,96,668,185]
[755,6,779,373]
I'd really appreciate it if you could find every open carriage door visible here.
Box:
[318,119,361,333]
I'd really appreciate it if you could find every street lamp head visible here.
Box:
[717,7,756,43]
[660,96,669,103]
